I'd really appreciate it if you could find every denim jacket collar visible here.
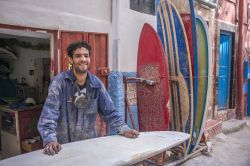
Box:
[64,69,101,88]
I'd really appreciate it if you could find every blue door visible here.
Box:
[218,32,232,110]
[248,81,250,116]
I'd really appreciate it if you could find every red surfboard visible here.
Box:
[137,23,170,131]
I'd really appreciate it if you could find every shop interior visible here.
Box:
[0,29,51,159]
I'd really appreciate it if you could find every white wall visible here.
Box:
[0,0,111,32]
[9,38,50,87]
[115,0,156,72]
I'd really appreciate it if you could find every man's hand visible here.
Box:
[43,141,62,156]
[122,129,139,138]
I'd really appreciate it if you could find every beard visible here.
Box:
[73,63,88,74]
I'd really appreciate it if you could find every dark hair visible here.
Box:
[66,40,91,58]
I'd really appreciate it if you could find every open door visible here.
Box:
[60,31,109,136]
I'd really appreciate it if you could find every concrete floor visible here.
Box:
[181,117,250,166]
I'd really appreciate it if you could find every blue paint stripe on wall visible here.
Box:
[108,71,139,134]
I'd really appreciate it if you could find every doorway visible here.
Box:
[0,28,53,159]
[218,31,233,110]
[0,29,51,104]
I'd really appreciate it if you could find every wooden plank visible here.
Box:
[0,131,190,166]
[1,131,20,159]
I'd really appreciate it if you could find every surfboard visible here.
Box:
[0,131,190,166]
[189,15,210,153]
[137,23,170,131]
[157,0,193,155]
[169,0,198,77]
[168,0,198,154]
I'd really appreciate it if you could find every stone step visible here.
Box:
[204,119,222,140]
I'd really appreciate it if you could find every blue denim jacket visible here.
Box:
[38,70,129,146]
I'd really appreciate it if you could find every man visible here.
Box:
[38,41,139,156]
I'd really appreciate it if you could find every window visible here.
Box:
[130,0,155,15]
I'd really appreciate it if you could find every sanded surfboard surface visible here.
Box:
[137,23,170,131]
[157,0,193,154]
[0,131,190,166]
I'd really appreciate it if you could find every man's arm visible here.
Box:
[98,84,139,138]
[37,77,63,155]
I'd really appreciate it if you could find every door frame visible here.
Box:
[0,23,59,78]
[217,30,233,110]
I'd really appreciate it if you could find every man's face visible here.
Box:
[70,47,90,74]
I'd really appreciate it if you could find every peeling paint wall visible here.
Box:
[201,0,250,118]
[244,1,250,51]
[214,0,238,119]
[217,0,237,24]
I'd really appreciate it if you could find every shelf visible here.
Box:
[0,47,17,62]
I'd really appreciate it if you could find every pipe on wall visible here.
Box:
[111,0,121,71]
[237,0,245,119]
[196,0,218,9]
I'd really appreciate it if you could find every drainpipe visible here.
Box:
[112,0,120,71]
[237,0,245,119]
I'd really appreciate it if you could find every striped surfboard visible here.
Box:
[157,0,194,155]
[189,15,210,153]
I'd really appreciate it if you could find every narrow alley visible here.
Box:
[182,118,250,166]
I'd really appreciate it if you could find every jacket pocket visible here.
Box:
[84,97,98,114]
